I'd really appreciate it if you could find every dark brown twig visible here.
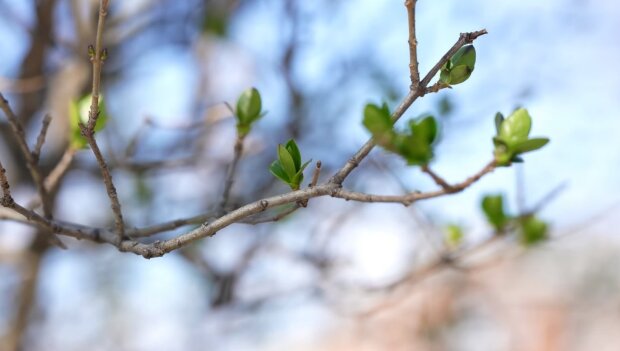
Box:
[0,93,64,247]
[80,0,125,243]
[32,113,52,163]
[421,164,453,191]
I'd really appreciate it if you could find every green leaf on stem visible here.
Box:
[481,194,509,231]
[235,87,263,136]
[445,224,464,248]
[519,215,549,246]
[270,139,310,190]
[499,108,531,146]
[493,109,549,166]
[511,138,550,154]
[440,45,476,85]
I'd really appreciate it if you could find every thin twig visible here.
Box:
[405,0,420,89]
[332,160,496,206]
[81,0,125,242]
[32,113,52,163]
[220,135,245,213]
[127,212,216,238]
[0,93,64,247]
[241,204,301,224]
[310,161,322,188]
[421,164,453,190]
[0,160,12,205]
[44,147,77,193]
[85,0,108,132]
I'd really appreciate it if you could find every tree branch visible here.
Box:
[32,113,51,163]
[332,160,496,206]
[405,0,420,89]
[220,135,245,213]
[0,93,64,247]
[328,29,487,185]
[80,0,125,242]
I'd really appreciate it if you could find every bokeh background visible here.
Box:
[1,0,619,350]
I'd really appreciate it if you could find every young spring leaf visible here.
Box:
[277,144,297,179]
[499,108,531,146]
[446,65,473,85]
[494,112,504,135]
[269,160,290,183]
[445,224,464,248]
[439,45,476,85]
[410,115,438,144]
[481,194,509,231]
[235,87,263,136]
[511,138,550,154]
[69,94,109,149]
[451,45,476,68]
[363,103,393,136]
[519,216,548,246]
[270,139,310,190]
[285,139,302,171]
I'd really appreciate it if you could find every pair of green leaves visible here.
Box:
[235,87,265,137]
[363,103,438,166]
[481,194,548,246]
[269,139,311,190]
[440,45,476,85]
[69,94,108,149]
[493,108,549,166]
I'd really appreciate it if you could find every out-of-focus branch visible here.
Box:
[220,135,245,213]
[0,93,64,248]
[32,114,52,163]
[332,160,496,206]
[421,165,453,191]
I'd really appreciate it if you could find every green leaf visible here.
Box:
[447,65,473,85]
[68,94,108,149]
[440,68,451,85]
[440,45,476,85]
[201,11,229,37]
[512,138,549,154]
[499,108,532,145]
[395,135,433,166]
[269,161,290,183]
[363,103,392,135]
[445,224,464,248]
[299,159,312,173]
[285,139,302,170]
[494,112,504,135]
[236,88,262,135]
[412,115,438,144]
[520,216,548,246]
[277,144,296,178]
[451,45,476,69]
[481,194,509,230]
